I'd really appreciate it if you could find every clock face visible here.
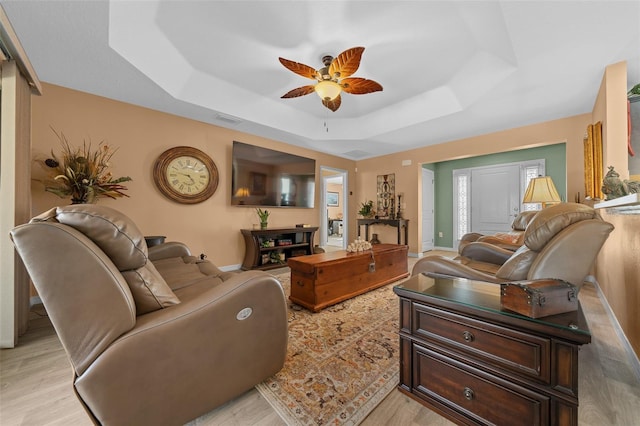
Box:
[153,147,219,204]
[165,155,210,195]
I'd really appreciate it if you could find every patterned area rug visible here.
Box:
[256,272,409,425]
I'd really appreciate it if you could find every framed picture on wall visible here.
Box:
[327,191,339,206]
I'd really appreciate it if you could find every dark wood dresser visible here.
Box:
[393,274,591,425]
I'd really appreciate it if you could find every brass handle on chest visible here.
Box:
[462,331,474,342]
[296,280,304,287]
[463,387,475,401]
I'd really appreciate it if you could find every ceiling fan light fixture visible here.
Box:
[279,47,380,111]
[315,80,342,101]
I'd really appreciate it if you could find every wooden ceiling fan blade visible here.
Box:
[278,57,318,80]
[281,85,316,98]
[322,95,341,112]
[341,78,383,95]
[329,47,364,79]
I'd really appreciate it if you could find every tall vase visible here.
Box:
[260,222,268,229]
[71,186,90,204]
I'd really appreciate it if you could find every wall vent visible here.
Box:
[214,113,242,126]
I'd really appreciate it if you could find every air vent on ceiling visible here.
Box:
[214,113,242,126]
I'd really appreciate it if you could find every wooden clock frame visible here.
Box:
[153,146,219,204]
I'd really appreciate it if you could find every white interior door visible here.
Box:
[470,165,520,234]
[421,168,435,251]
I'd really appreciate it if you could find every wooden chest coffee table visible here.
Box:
[287,243,408,312]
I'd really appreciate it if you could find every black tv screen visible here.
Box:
[231,141,316,208]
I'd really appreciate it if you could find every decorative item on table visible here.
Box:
[35,128,131,204]
[277,238,293,246]
[260,239,275,248]
[346,236,372,252]
[395,193,403,219]
[269,251,285,264]
[358,200,375,218]
[601,166,640,200]
[256,208,270,229]
[500,279,578,318]
[370,233,381,244]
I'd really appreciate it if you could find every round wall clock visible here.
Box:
[153,146,219,204]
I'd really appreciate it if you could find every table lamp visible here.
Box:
[523,176,561,209]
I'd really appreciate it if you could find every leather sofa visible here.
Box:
[10,205,288,425]
[413,203,614,289]
[457,210,538,253]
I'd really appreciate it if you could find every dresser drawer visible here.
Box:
[413,303,550,383]
[413,343,549,425]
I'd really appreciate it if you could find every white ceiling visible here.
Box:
[2,0,639,160]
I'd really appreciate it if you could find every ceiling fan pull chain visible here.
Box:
[325,110,330,133]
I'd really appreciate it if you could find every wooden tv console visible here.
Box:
[287,244,408,312]
[241,227,318,271]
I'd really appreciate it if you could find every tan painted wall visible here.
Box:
[593,61,640,358]
[600,61,631,178]
[31,84,357,268]
[596,211,640,356]
[355,114,591,253]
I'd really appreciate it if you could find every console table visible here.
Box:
[393,273,591,426]
[357,218,408,245]
[241,227,317,271]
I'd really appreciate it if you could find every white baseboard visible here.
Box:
[586,276,640,382]
[411,246,456,258]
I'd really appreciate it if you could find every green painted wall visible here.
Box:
[424,143,566,248]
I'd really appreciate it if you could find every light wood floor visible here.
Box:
[2,253,640,425]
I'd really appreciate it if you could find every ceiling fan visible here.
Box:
[279,46,383,112]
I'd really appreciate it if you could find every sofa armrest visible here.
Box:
[476,235,522,251]
[457,232,485,253]
[73,270,288,426]
[460,241,514,265]
[411,255,503,283]
[147,241,192,261]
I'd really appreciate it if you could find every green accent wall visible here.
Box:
[424,143,566,248]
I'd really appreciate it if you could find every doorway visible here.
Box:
[421,168,435,252]
[320,167,348,251]
[453,160,545,248]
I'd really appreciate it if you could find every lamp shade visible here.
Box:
[523,176,561,208]
[315,81,342,101]
[235,187,250,197]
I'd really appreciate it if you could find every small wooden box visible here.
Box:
[500,279,578,318]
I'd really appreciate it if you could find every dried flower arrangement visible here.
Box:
[36,129,132,204]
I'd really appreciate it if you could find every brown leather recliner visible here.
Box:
[457,210,538,253]
[413,203,614,289]
[10,205,288,426]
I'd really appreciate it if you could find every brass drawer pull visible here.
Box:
[463,387,475,401]
[296,280,305,286]
[462,331,474,342]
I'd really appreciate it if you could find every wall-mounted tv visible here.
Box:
[231,141,316,208]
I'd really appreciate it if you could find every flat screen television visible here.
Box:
[231,141,316,208]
